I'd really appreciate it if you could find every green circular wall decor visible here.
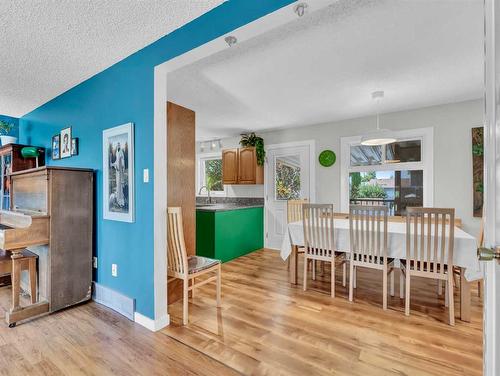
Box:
[319,150,336,167]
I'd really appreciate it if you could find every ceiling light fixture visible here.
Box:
[360,91,397,146]
[224,35,237,47]
[294,3,308,17]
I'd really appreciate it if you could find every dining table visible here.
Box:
[280,216,482,322]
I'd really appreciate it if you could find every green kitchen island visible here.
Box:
[196,205,264,263]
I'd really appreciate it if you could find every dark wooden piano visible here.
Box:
[1,167,93,326]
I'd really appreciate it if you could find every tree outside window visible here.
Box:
[204,159,223,192]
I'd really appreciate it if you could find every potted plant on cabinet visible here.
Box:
[0,120,16,146]
[239,132,265,165]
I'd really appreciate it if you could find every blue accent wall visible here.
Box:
[0,115,19,140]
[19,0,294,319]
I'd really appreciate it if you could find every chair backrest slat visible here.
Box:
[349,205,388,265]
[287,199,308,224]
[406,207,455,274]
[167,207,189,276]
[302,204,335,258]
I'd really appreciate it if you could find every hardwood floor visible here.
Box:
[0,249,482,376]
[165,249,483,376]
[0,288,237,375]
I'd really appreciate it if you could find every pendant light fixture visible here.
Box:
[360,90,396,146]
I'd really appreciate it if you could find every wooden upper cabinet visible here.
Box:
[222,147,263,185]
[222,149,239,184]
[238,147,257,184]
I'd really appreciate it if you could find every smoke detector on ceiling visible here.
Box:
[224,35,237,47]
[294,3,308,17]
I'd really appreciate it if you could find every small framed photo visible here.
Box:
[51,134,60,160]
[60,127,72,158]
[71,138,79,156]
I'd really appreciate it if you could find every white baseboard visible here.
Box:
[92,282,170,332]
[92,282,135,320]
[134,312,170,332]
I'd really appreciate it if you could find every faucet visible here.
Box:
[198,185,212,204]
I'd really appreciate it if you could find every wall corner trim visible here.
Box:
[134,312,170,332]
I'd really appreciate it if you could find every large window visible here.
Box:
[349,170,423,215]
[198,155,224,195]
[341,128,433,215]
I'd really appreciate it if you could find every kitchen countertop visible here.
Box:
[196,204,264,212]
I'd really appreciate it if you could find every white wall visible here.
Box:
[199,98,483,235]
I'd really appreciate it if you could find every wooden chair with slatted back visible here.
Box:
[286,199,308,270]
[302,204,346,297]
[167,207,221,325]
[349,205,395,309]
[402,207,455,325]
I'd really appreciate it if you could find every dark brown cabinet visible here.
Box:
[222,147,263,185]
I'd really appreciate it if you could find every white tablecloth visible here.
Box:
[280,219,482,281]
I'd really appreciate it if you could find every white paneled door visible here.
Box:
[265,142,315,250]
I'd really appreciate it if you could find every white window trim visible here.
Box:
[196,152,226,197]
[340,127,434,213]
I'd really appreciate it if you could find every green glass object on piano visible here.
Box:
[21,146,40,168]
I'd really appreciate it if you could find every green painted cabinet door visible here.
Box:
[196,207,263,263]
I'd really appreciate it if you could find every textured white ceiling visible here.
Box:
[168,0,484,141]
[0,0,224,117]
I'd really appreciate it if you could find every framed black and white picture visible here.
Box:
[51,134,60,160]
[60,127,72,158]
[71,138,79,156]
[103,123,134,222]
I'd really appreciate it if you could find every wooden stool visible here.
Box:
[0,249,38,327]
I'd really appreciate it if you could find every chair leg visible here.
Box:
[453,271,460,288]
[349,261,354,302]
[303,256,308,292]
[445,280,449,307]
[390,269,394,297]
[331,260,335,298]
[478,280,482,298]
[405,272,411,316]
[383,267,388,310]
[216,264,222,308]
[190,278,195,299]
[312,260,316,281]
[342,261,346,287]
[28,258,37,304]
[353,266,357,289]
[437,280,442,296]
[11,256,21,311]
[399,269,404,299]
[448,275,455,326]
[183,278,189,325]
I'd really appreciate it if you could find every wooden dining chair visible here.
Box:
[287,199,308,271]
[167,207,221,325]
[302,204,346,297]
[401,207,455,325]
[349,205,395,309]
